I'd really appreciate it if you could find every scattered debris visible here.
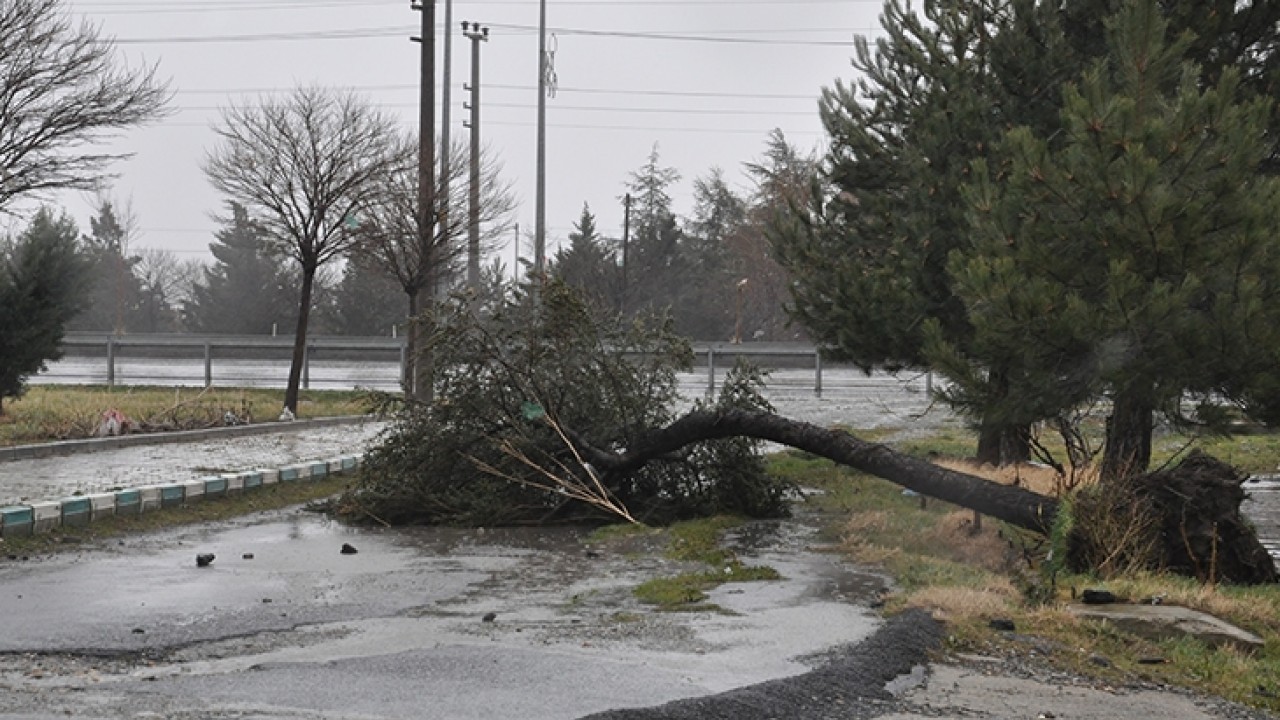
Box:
[1081,589,1117,605]
[96,409,133,437]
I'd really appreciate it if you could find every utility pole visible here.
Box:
[620,192,631,315]
[534,0,547,278]
[440,0,453,246]
[463,21,488,291]
[411,0,436,401]
[512,222,520,279]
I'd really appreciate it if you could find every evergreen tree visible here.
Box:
[323,256,404,336]
[775,0,1278,466]
[551,203,618,310]
[183,202,297,335]
[938,0,1280,480]
[0,209,90,413]
[737,130,819,341]
[623,145,686,323]
[773,0,1038,463]
[68,199,144,333]
[680,168,742,339]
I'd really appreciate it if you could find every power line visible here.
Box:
[488,23,863,45]
[149,118,825,136]
[168,101,817,116]
[74,0,391,14]
[174,82,822,101]
[78,0,871,12]
[112,24,874,45]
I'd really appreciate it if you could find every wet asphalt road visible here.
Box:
[0,504,893,719]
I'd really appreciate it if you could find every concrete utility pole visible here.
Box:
[463,21,488,291]
[534,0,547,277]
[512,222,520,278]
[411,0,436,401]
[440,0,453,242]
[620,192,631,315]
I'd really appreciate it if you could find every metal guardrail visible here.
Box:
[54,333,847,394]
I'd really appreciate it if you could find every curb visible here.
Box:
[0,415,378,463]
[0,454,364,539]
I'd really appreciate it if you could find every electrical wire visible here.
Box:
[111,24,872,45]
[174,82,821,101]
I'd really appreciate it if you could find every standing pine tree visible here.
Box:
[68,198,144,333]
[772,0,1044,463]
[939,0,1280,480]
[623,145,685,320]
[680,167,742,340]
[0,209,90,414]
[183,202,297,335]
[551,203,618,310]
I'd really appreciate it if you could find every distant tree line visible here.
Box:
[548,132,812,343]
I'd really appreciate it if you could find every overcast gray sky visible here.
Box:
[57,0,886,266]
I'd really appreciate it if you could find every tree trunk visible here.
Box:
[974,366,1031,466]
[569,408,1059,534]
[411,242,437,404]
[403,288,419,394]
[1102,389,1153,481]
[976,423,1031,466]
[412,286,434,404]
[283,265,316,414]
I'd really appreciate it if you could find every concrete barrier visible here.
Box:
[180,479,206,504]
[88,492,116,520]
[139,486,162,512]
[31,501,61,533]
[60,497,92,527]
[0,506,33,538]
[278,464,304,482]
[203,476,228,499]
[159,484,185,508]
[0,447,368,539]
[115,489,142,516]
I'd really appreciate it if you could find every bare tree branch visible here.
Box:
[0,0,170,213]
[203,86,401,412]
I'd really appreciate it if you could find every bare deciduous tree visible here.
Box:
[0,0,169,213]
[134,247,201,332]
[352,132,516,398]
[204,86,400,413]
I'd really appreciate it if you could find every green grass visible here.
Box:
[0,386,372,447]
[610,515,784,612]
[767,440,1280,713]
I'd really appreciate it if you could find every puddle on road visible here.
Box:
[1,505,888,704]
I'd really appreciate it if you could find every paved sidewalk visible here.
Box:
[0,419,387,505]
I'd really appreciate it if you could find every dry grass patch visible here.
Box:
[924,510,1020,572]
[933,457,1096,497]
[902,580,1020,622]
[0,386,369,446]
